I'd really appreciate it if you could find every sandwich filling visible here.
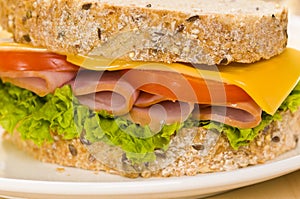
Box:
[0,42,300,172]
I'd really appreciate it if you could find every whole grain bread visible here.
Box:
[0,0,288,65]
[3,108,300,178]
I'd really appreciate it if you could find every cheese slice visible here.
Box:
[1,42,300,115]
[0,42,48,52]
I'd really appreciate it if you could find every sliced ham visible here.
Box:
[126,101,195,133]
[0,68,263,129]
[0,71,76,96]
[68,69,262,129]
[70,70,139,116]
[193,101,262,128]
[76,90,140,116]
[134,92,171,107]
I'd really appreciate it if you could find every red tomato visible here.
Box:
[0,51,79,71]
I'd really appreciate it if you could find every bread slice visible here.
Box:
[3,108,300,178]
[0,0,288,65]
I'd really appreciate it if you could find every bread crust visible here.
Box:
[3,109,300,178]
[0,0,288,65]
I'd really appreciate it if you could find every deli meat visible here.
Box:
[1,69,263,129]
[193,100,262,128]
[70,70,139,116]
[128,101,194,132]
[70,69,262,129]
[0,71,76,96]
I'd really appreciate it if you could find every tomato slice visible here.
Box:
[0,51,79,71]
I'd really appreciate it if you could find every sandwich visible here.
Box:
[0,0,300,178]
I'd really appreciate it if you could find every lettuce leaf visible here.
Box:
[17,85,79,145]
[280,82,300,113]
[0,81,44,133]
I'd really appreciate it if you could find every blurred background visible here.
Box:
[265,0,300,14]
[286,0,300,14]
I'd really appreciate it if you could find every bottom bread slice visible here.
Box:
[2,109,300,178]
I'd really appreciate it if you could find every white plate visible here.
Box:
[0,15,300,199]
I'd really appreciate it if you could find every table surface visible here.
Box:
[208,169,300,199]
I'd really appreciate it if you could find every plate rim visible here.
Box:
[0,154,300,195]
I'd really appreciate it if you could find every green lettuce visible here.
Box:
[1,79,300,163]
[280,82,300,113]
[17,85,79,145]
[0,81,44,133]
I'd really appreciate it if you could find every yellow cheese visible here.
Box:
[1,41,300,115]
[0,42,48,52]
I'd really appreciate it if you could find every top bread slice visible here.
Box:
[0,0,288,65]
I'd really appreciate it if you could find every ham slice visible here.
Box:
[0,71,76,96]
[134,92,171,107]
[70,70,139,116]
[193,101,262,128]
[76,90,139,116]
[127,101,195,133]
